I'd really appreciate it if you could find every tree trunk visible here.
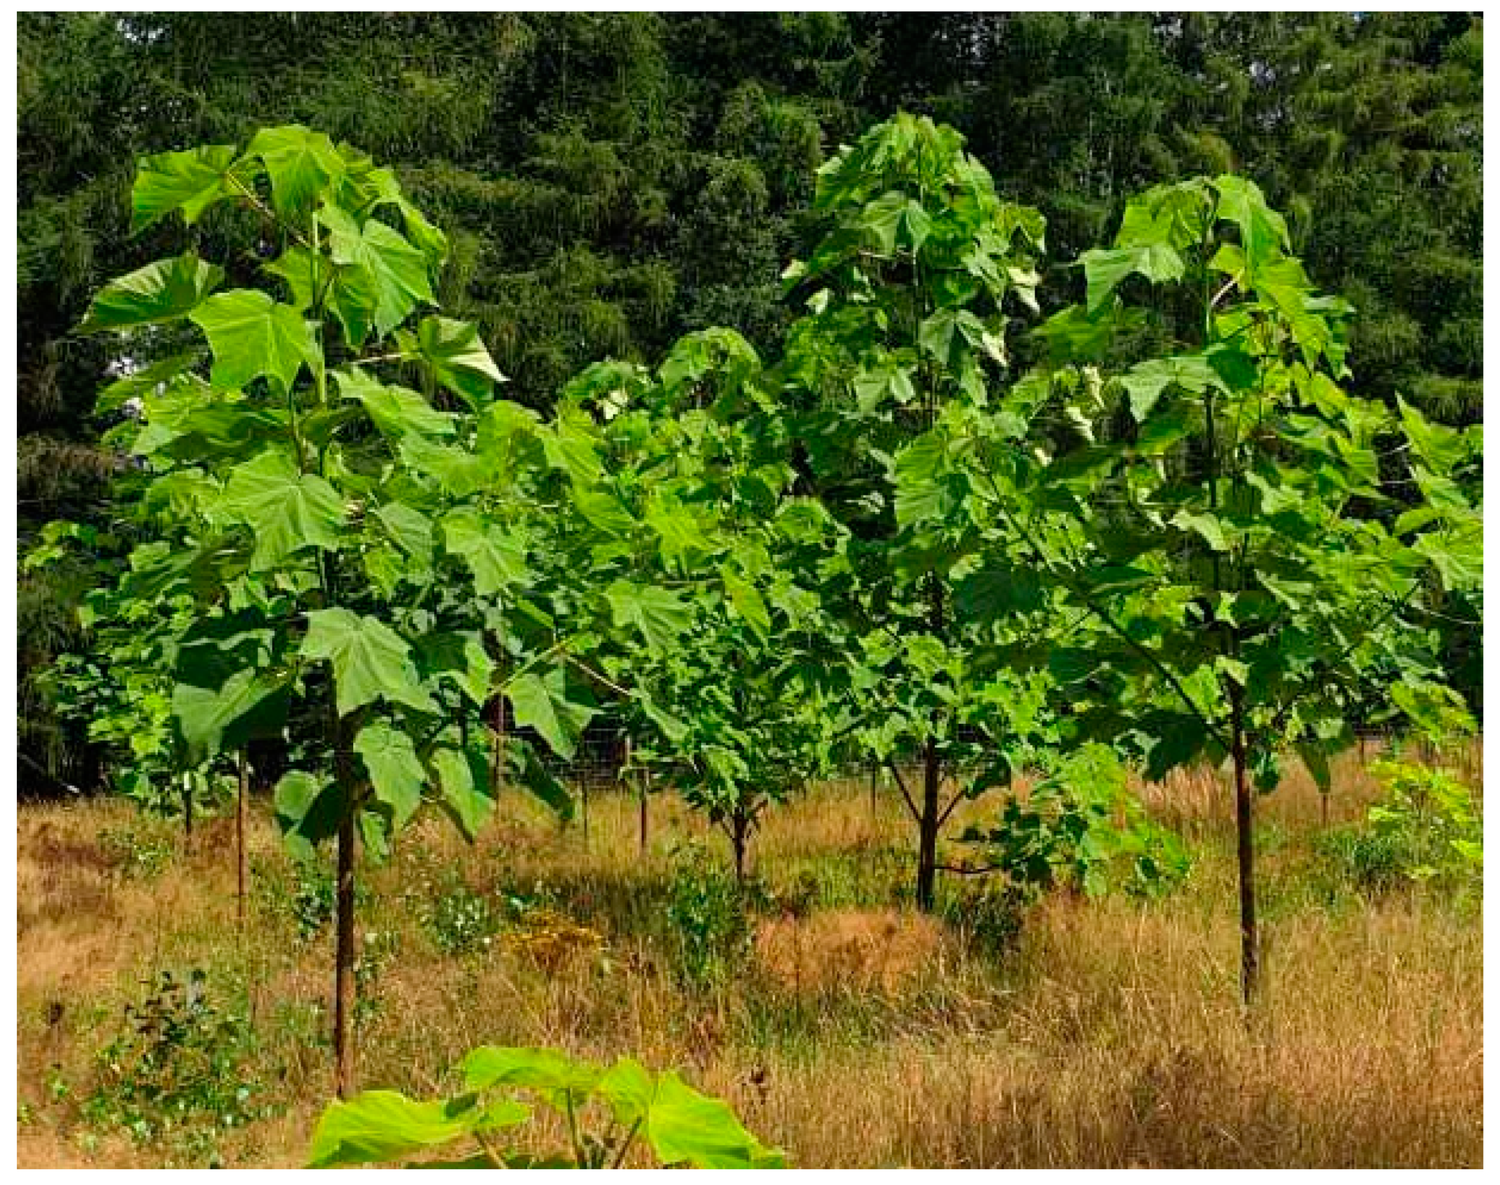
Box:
[489,695,504,796]
[236,752,249,931]
[182,773,194,848]
[915,574,945,913]
[333,724,359,1099]
[1230,687,1258,1004]
[916,739,941,912]
[730,810,749,883]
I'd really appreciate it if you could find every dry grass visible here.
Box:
[15,741,1483,1168]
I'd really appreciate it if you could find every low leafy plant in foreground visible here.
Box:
[307,1045,784,1168]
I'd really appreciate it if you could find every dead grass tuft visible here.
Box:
[754,907,950,998]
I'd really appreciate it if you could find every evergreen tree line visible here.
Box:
[17,12,1482,788]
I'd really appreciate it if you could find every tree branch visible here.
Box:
[886,760,922,824]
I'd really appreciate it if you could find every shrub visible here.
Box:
[416,874,501,957]
[85,970,267,1161]
[1318,760,1481,897]
[958,744,1192,901]
[664,841,761,985]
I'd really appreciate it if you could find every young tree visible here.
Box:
[775,114,1054,911]
[968,175,1480,1001]
[69,127,623,1096]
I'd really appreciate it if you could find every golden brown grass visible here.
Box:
[15,741,1482,1168]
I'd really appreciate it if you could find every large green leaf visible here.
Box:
[318,205,435,337]
[220,450,346,569]
[462,1046,601,1097]
[307,1092,487,1168]
[397,316,505,409]
[374,501,434,563]
[95,353,201,414]
[131,144,247,233]
[265,245,378,349]
[189,289,319,394]
[300,608,437,718]
[78,254,225,334]
[354,720,427,830]
[246,125,343,220]
[172,669,287,764]
[432,745,494,840]
[721,569,771,640]
[273,770,346,863]
[1081,243,1184,311]
[605,581,691,655]
[441,510,528,597]
[335,367,456,440]
[1118,354,1220,421]
[645,1071,778,1169]
[1213,174,1290,273]
[506,668,594,760]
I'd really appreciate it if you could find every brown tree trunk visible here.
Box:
[730,811,749,883]
[916,739,941,912]
[1230,687,1258,1004]
[236,752,249,931]
[333,723,359,1099]
[489,695,504,796]
[915,575,945,913]
[183,774,194,848]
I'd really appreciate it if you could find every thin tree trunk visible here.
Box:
[236,752,249,931]
[916,738,941,912]
[489,694,504,796]
[731,811,749,883]
[333,727,359,1099]
[183,773,194,848]
[915,576,945,913]
[1230,687,1258,1004]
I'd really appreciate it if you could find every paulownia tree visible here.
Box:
[68,126,655,1096]
[776,114,1055,911]
[572,331,847,880]
[965,175,1481,1001]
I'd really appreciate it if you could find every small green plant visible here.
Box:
[288,859,338,941]
[1319,759,1481,897]
[416,873,501,957]
[85,970,267,1158]
[664,841,759,985]
[307,1045,784,1168]
[97,825,175,881]
[959,744,1192,901]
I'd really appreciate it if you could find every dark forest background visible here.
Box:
[17,12,1483,787]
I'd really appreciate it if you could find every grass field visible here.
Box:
[15,742,1483,1168]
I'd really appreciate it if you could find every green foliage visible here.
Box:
[85,970,268,1158]
[307,1045,784,1168]
[664,842,758,987]
[1361,759,1481,890]
[959,744,1192,901]
[415,873,502,957]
